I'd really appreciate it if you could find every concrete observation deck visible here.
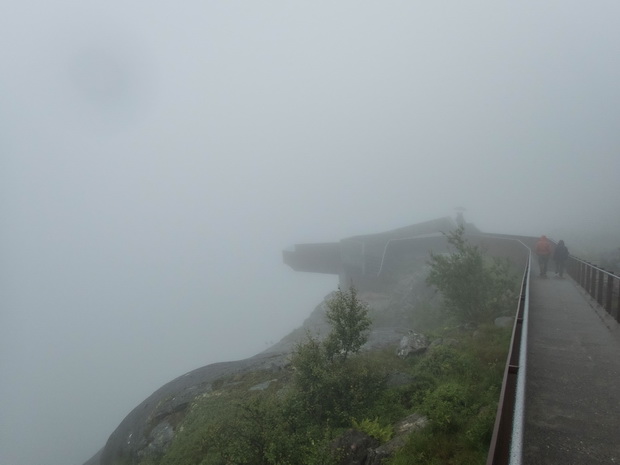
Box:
[523,273,620,464]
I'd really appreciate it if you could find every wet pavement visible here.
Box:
[523,272,620,464]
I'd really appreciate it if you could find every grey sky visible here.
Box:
[2,2,619,465]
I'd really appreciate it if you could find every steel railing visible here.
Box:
[486,249,530,465]
[567,256,620,321]
[486,249,620,465]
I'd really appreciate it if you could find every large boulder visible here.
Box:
[397,330,430,357]
[331,429,380,465]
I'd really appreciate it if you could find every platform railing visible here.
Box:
[567,256,620,322]
[486,249,530,465]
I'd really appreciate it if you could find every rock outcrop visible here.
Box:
[330,413,429,465]
[98,353,289,465]
[396,330,430,357]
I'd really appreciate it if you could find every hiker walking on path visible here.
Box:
[535,235,553,277]
[553,240,569,278]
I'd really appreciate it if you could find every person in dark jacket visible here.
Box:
[553,240,569,278]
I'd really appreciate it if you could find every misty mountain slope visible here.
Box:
[263,262,440,358]
[86,226,530,465]
[91,279,435,464]
[86,247,443,465]
[97,352,291,465]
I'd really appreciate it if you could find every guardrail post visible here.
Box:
[616,273,620,323]
[606,272,614,316]
[617,275,620,323]
[597,269,605,307]
[576,261,581,285]
[574,258,580,282]
[567,258,619,324]
[590,265,598,299]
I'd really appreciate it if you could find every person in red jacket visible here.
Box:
[535,235,553,277]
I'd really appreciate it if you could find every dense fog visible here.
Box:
[2,2,619,464]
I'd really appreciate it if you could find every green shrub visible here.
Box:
[416,345,465,379]
[290,343,386,425]
[465,404,497,449]
[323,286,371,362]
[402,373,438,410]
[352,417,393,442]
[389,429,486,465]
[290,286,382,425]
[422,382,473,433]
[426,226,518,324]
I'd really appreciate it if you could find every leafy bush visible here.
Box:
[418,345,460,377]
[204,398,309,465]
[422,382,472,432]
[389,428,486,465]
[352,417,393,442]
[290,286,383,425]
[426,226,518,323]
[465,404,497,448]
[383,322,511,465]
[399,373,438,410]
[323,286,371,362]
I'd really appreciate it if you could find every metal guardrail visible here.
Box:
[486,249,620,465]
[567,256,620,321]
[486,250,530,465]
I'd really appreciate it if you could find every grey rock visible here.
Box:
[137,421,175,460]
[368,413,429,465]
[249,379,277,391]
[363,327,413,351]
[331,413,429,465]
[396,330,429,357]
[330,429,380,465]
[394,412,428,434]
[494,316,514,328]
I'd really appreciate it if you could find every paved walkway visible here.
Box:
[523,272,620,464]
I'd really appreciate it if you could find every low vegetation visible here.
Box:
[137,230,519,465]
[427,226,518,324]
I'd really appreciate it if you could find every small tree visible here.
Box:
[290,286,378,425]
[426,226,516,323]
[324,286,371,362]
